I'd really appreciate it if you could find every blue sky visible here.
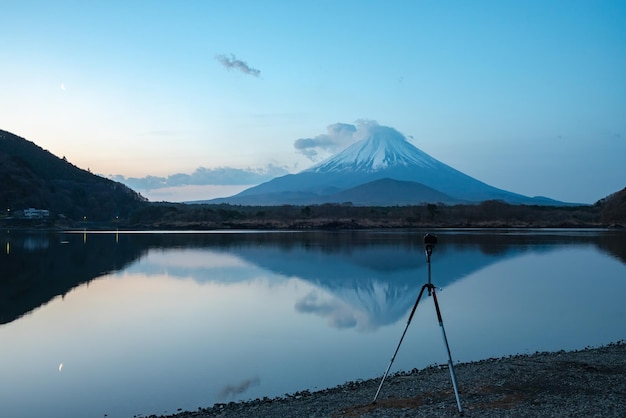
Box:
[1,0,624,203]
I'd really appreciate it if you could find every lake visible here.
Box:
[1,229,625,418]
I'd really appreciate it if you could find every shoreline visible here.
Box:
[1,223,621,231]
[156,341,626,418]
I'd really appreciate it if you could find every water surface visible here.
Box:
[1,229,625,418]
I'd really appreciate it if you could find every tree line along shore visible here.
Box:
[2,198,624,230]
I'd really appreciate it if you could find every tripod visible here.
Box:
[373,234,463,414]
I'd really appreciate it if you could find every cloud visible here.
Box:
[216,54,261,77]
[110,164,289,190]
[218,377,260,399]
[294,120,396,161]
[293,123,357,160]
[295,291,358,329]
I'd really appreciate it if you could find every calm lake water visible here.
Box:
[1,229,625,418]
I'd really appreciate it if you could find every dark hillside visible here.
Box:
[598,187,626,225]
[0,130,146,221]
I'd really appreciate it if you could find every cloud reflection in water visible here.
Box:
[218,376,261,400]
[295,291,358,329]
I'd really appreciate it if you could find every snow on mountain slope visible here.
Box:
[307,124,438,173]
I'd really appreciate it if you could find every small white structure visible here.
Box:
[23,208,50,219]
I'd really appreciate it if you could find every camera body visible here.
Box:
[424,233,437,257]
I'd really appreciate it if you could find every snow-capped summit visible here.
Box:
[307,125,438,173]
[208,123,565,206]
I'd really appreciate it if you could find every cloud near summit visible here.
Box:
[293,120,409,161]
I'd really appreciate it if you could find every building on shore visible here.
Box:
[23,208,50,219]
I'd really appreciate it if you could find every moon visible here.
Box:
[61,83,66,91]
[58,362,63,372]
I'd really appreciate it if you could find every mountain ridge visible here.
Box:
[312,178,460,205]
[208,125,570,206]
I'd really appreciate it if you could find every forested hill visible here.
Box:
[0,130,146,222]
[598,187,626,225]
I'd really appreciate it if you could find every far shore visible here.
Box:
[2,196,623,231]
[0,219,623,231]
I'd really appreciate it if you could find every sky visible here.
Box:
[1,0,625,204]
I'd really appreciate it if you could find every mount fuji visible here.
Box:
[208,124,563,206]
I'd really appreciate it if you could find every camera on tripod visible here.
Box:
[424,233,437,257]
[374,232,462,414]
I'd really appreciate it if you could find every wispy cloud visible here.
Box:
[216,54,261,77]
[109,164,289,190]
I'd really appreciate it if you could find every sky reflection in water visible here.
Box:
[0,230,624,418]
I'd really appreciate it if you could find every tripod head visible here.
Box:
[424,233,437,260]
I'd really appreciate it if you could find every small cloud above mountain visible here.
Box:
[216,54,261,77]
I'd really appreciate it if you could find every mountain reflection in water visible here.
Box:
[2,229,625,327]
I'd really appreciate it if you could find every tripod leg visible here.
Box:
[372,284,429,404]
[431,288,463,414]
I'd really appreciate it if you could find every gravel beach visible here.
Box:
[154,341,626,418]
